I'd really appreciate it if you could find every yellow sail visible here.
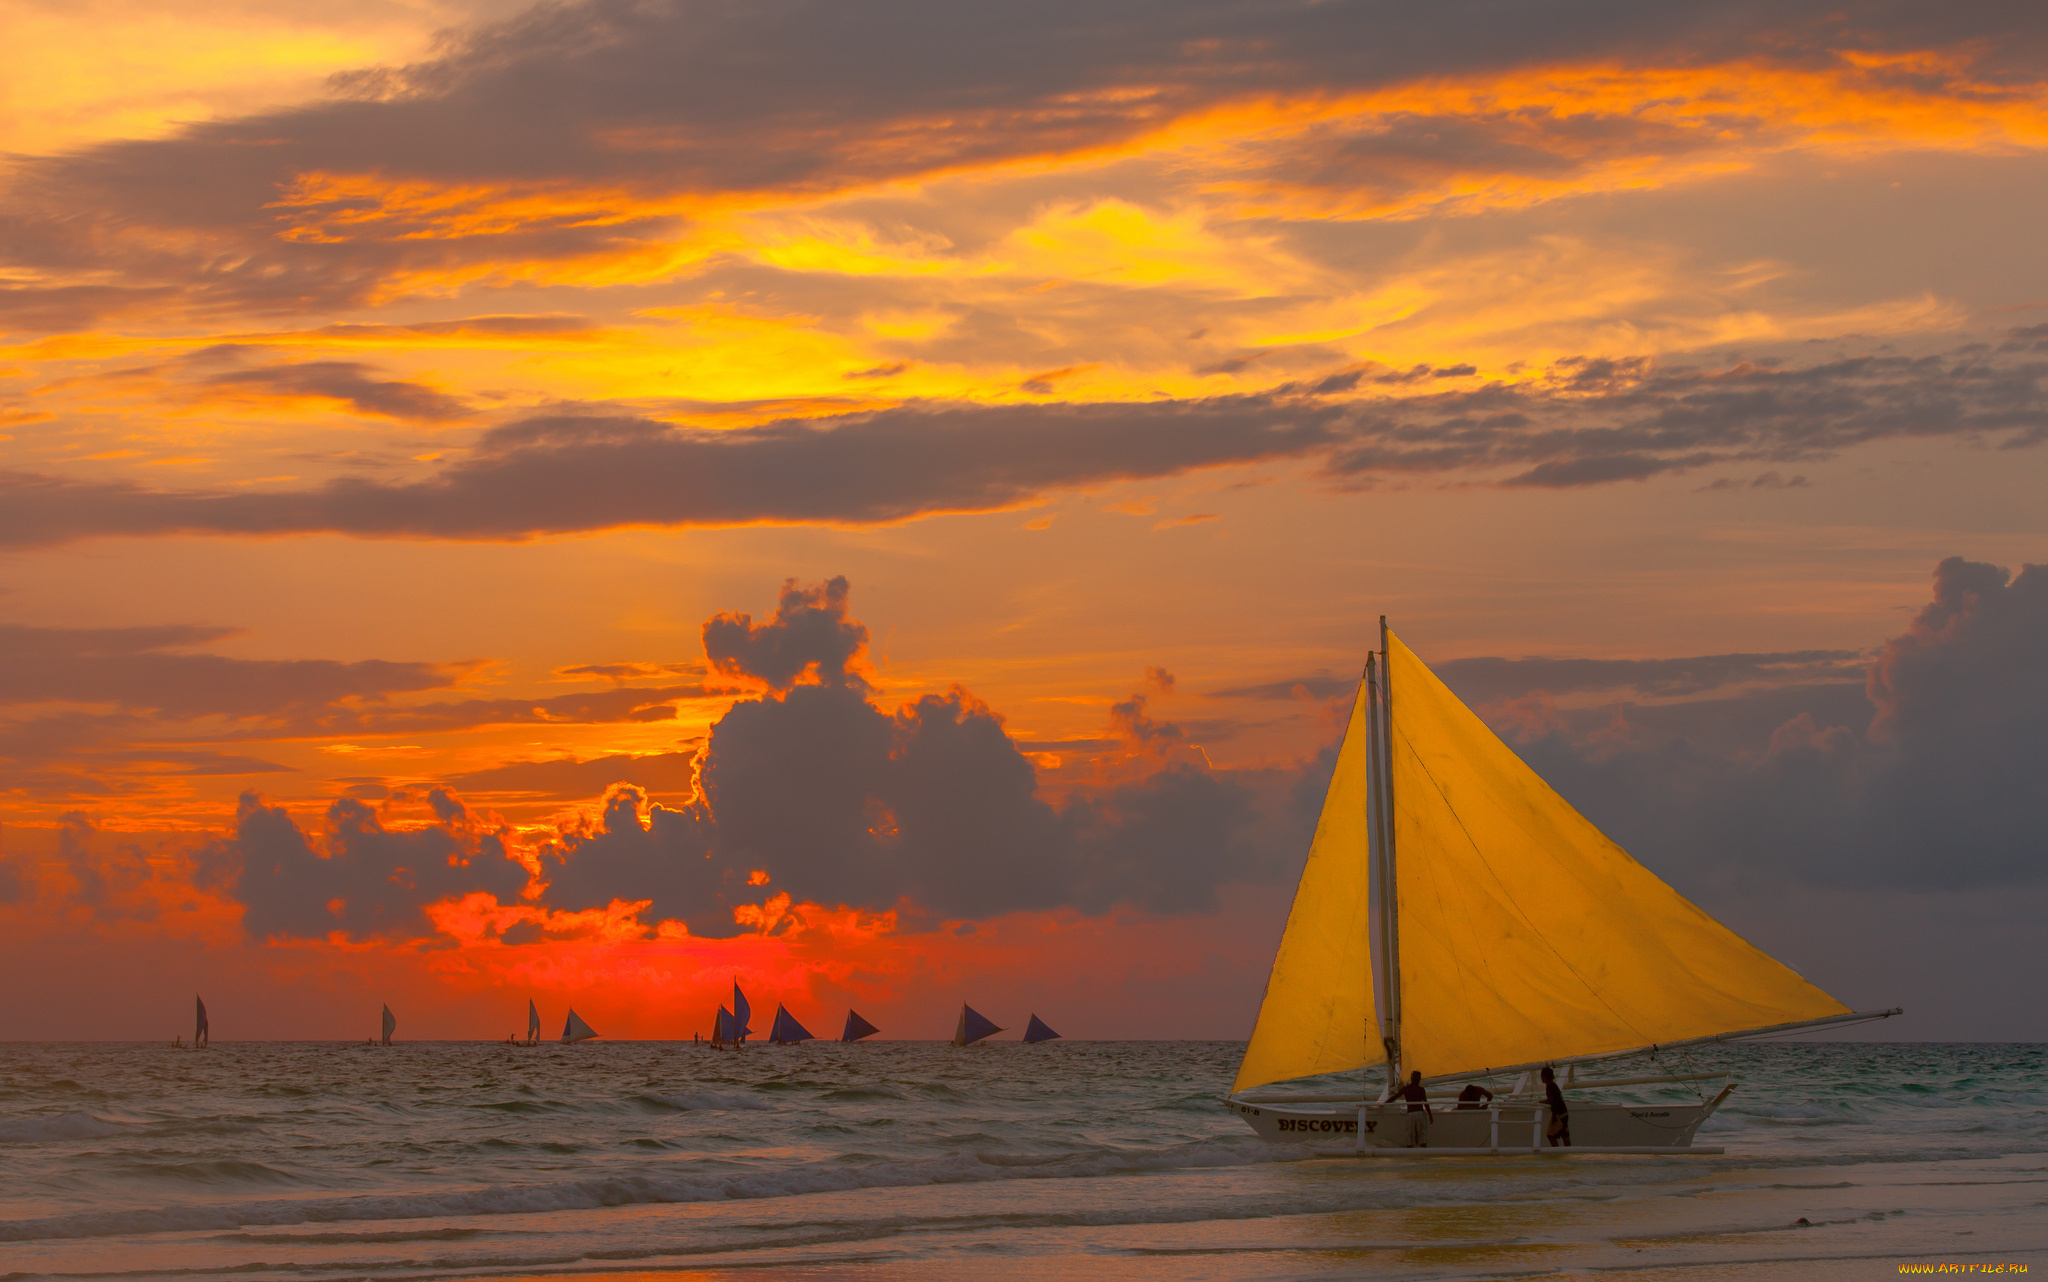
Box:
[1385,631,1849,1079]
[1231,673,1378,1094]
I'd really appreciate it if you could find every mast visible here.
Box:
[1375,616,1401,1088]
[1362,654,1389,1095]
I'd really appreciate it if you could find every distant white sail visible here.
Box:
[380,1004,396,1046]
[561,1009,599,1042]
[951,1003,1002,1046]
[526,999,541,1044]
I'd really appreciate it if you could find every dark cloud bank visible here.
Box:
[201,560,2046,944]
[213,578,1313,940]
[5,0,2037,327]
[3,332,2046,548]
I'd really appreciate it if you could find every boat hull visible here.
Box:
[1226,1096,1724,1151]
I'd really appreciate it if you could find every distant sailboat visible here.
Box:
[1022,1014,1061,1044]
[841,1010,880,1042]
[951,1003,1002,1047]
[194,996,209,1049]
[526,999,541,1046]
[380,1004,396,1046]
[561,1009,598,1043]
[711,1004,735,1047]
[731,982,753,1044]
[1227,622,1900,1153]
[768,1004,814,1044]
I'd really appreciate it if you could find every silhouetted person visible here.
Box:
[1394,1069,1433,1147]
[1540,1066,1572,1147]
[1456,1082,1494,1110]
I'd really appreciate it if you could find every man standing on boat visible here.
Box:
[1541,1067,1572,1147]
[1395,1070,1433,1147]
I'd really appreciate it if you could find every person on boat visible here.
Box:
[1455,1082,1494,1110]
[1540,1067,1572,1147]
[1395,1070,1433,1147]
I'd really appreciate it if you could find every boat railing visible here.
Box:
[1346,1101,1555,1151]
[1234,1070,1727,1108]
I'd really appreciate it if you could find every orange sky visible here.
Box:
[2,0,2045,1042]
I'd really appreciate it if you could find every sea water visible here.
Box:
[1,1040,2041,1280]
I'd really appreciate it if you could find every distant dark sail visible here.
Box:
[951,1003,1003,1046]
[1023,1014,1061,1044]
[526,999,541,1044]
[713,1005,734,1045]
[768,1004,815,1043]
[195,996,209,1048]
[561,1009,598,1042]
[841,1009,880,1042]
[732,982,753,1042]
[380,1004,396,1046]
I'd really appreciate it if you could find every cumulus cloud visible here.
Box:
[188,560,2048,942]
[516,580,1297,936]
[1500,557,2048,890]
[703,576,870,691]
[186,577,1290,940]
[221,789,530,941]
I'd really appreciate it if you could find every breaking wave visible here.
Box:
[0,1138,1306,1242]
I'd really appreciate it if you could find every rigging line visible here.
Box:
[1389,719,1654,1050]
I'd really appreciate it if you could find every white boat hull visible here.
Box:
[1226,1091,1728,1152]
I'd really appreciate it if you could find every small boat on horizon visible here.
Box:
[193,996,209,1050]
[951,1003,1002,1047]
[841,1010,880,1042]
[525,999,541,1046]
[1023,1015,1061,1044]
[1227,621,1899,1154]
[561,1009,599,1043]
[767,1004,814,1044]
[380,1004,396,1046]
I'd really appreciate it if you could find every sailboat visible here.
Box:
[561,1009,599,1043]
[731,983,753,1044]
[841,1010,880,1042]
[1023,1014,1061,1044]
[1227,622,1900,1154]
[380,1004,396,1046]
[525,999,541,1046]
[194,996,209,1049]
[951,1003,1002,1047]
[711,1004,735,1047]
[767,1004,815,1044]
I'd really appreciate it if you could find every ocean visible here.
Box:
[1,1040,2041,1280]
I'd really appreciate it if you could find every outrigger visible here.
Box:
[1227,621,1898,1155]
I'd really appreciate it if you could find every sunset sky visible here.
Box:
[3,0,2043,1044]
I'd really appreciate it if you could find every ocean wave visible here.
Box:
[640,1091,773,1111]
[0,1112,126,1143]
[0,1137,1308,1243]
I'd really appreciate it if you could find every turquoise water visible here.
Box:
[0,1041,2041,1279]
